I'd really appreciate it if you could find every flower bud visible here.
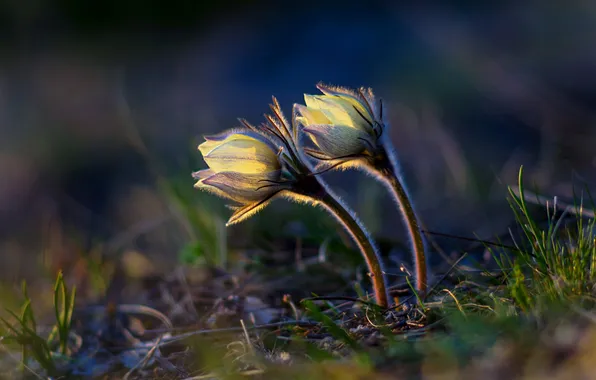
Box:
[295,83,384,162]
[194,98,313,225]
[193,130,288,204]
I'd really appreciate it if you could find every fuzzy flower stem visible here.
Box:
[372,148,427,296]
[297,178,389,308]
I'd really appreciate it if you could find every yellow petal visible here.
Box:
[198,139,221,157]
[304,94,325,110]
[295,104,331,126]
[199,132,265,156]
[303,93,373,132]
[316,83,376,117]
[318,96,373,131]
[316,83,360,99]
[200,133,280,175]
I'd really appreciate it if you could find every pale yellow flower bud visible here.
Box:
[296,83,428,296]
[193,130,288,204]
[198,131,280,175]
[295,83,384,163]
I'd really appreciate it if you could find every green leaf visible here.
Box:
[302,300,360,350]
[178,241,205,266]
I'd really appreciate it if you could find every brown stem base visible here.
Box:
[372,153,427,296]
[294,176,390,308]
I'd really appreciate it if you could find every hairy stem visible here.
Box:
[299,180,389,308]
[373,149,428,295]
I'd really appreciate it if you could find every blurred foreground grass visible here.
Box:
[2,167,596,379]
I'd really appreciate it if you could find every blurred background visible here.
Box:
[2,1,596,302]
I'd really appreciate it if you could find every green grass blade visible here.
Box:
[302,300,360,351]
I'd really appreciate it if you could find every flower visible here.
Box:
[193,95,391,306]
[297,83,428,295]
[294,83,385,166]
[194,130,287,202]
[193,98,311,225]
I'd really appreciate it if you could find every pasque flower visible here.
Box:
[194,131,295,225]
[296,83,429,295]
[294,83,383,168]
[193,99,313,226]
[196,131,287,203]
[194,98,391,307]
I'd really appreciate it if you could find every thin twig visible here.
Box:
[424,251,469,300]
[422,230,521,253]
[301,296,380,308]
[0,342,46,379]
[140,321,320,349]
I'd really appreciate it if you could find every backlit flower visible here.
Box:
[297,83,428,295]
[192,96,391,306]
[194,130,287,202]
[193,98,312,225]
[295,83,385,166]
